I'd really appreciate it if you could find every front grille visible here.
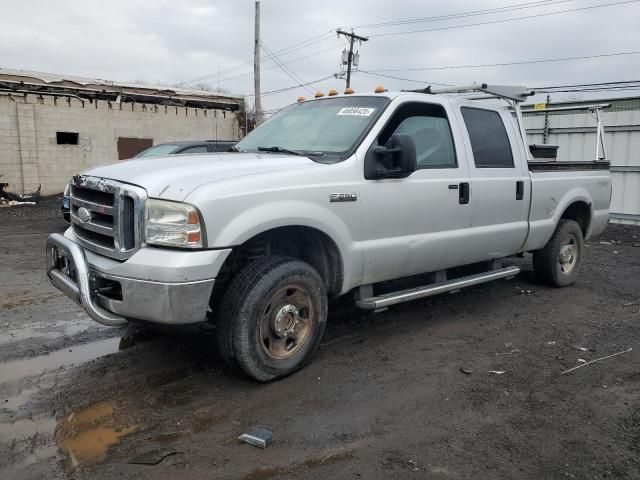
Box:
[71,185,115,206]
[74,225,115,249]
[70,176,147,260]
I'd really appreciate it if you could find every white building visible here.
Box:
[0,69,244,195]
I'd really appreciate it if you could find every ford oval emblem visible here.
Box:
[77,207,92,223]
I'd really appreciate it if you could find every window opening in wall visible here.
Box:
[56,132,79,145]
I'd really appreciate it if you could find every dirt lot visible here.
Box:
[1,198,639,479]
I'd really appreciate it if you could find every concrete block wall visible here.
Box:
[0,98,22,193]
[0,94,242,195]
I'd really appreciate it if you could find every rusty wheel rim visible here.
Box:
[259,284,315,360]
[558,235,578,274]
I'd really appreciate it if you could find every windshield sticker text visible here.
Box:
[337,107,376,117]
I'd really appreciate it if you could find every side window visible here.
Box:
[180,146,209,154]
[461,107,514,168]
[380,103,457,169]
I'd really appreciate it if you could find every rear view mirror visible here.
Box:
[364,133,417,179]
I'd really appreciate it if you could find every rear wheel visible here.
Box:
[216,256,327,381]
[533,219,584,287]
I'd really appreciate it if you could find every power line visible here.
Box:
[535,80,640,93]
[348,0,576,29]
[246,74,335,97]
[215,43,343,84]
[365,0,640,37]
[358,70,452,86]
[367,50,640,73]
[180,31,335,85]
[182,1,575,85]
[358,71,640,95]
[536,79,640,89]
[261,41,314,94]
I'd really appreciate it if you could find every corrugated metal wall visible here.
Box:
[524,98,640,225]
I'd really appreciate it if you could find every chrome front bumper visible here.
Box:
[46,233,215,326]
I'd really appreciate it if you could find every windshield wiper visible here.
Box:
[258,146,305,156]
[257,146,325,157]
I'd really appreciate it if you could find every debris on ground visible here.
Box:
[489,370,506,375]
[515,286,533,295]
[239,427,274,449]
[460,367,474,375]
[547,341,557,345]
[128,449,182,465]
[561,348,633,375]
[0,200,37,207]
[496,349,521,356]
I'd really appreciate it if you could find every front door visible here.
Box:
[360,100,472,285]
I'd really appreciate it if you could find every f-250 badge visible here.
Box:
[330,193,358,202]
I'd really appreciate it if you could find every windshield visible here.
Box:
[135,144,181,158]
[235,96,389,160]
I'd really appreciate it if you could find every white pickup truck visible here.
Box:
[47,84,611,381]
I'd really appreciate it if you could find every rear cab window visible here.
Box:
[460,107,514,168]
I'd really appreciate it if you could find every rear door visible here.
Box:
[455,105,530,261]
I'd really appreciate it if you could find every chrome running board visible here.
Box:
[356,266,521,310]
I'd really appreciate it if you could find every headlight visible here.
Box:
[63,183,71,197]
[144,199,204,248]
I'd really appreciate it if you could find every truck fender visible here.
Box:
[210,200,360,293]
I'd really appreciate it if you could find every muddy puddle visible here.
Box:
[1,337,124,413]
[57,400,138,468]
[0,400,138,476]
[0,316,90,346]
[0,337,121,385]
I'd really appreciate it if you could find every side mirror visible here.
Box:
[364,133,417,180]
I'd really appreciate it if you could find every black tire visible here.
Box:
[216,256,328,381]
[533,219,584,287]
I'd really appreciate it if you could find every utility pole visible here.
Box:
[253,0,262,126]
[336,29,368,89]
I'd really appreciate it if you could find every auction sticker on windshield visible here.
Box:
[337,107,376,116]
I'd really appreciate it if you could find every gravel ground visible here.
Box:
[0,202,638,479]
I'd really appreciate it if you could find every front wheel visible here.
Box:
[216,256,328,381]
[533,219,584,287]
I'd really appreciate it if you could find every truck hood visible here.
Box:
[83,152,322,200]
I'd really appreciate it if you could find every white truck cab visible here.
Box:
[47,84,611,381]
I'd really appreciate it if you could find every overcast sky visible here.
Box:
[2,0,639,109]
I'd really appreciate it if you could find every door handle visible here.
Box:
[459,182,470,204]
[516,181,524,200]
